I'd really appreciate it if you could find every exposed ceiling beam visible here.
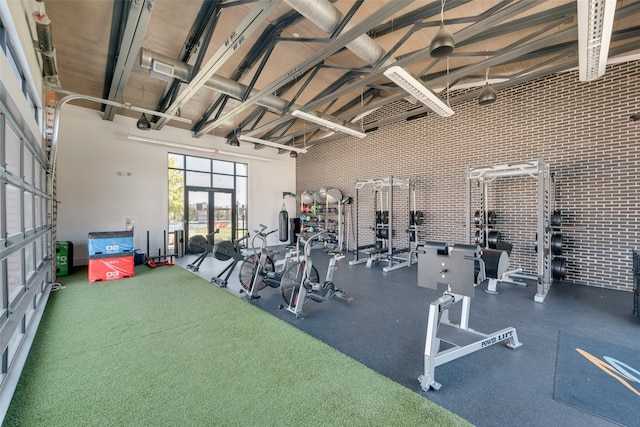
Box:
[102,0,128,104]
[303,36,640,149]
[153,0,280,129]
[242,0,564,142]
[366,0,471,39]
[252,0,546,141]
[299,0,545,116]
[344,27,578,120]
[455,2,577,49]
[154,1,222,120]
[265,27,579,146]
[195,8,305,134]
[103,0,154,120]
[194,0,410,137]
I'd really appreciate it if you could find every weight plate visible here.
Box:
[381,211,389,224]
[474,210,482,226]
[487,230,501,249]
[551,233,563,255]
[487,211,496,225]
[551,257,567,280]
[413,210,424,225]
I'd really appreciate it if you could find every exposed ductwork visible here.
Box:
[141,0,399,141]
[140,48,291,113]
[282,0,396,68]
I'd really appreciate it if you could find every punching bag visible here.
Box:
[279,203,289,242]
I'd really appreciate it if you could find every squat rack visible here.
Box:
[350,177,414,272]
[465,157,554,302]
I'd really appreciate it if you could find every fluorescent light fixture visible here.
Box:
[577,0,616,81]
[218,150,273,162]
[126,135,272,161]
[383,66,454,117]
[291,110,366,139]
[238,135,308,153]
[127,135,216,153]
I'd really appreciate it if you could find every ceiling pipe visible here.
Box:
[140,48,291,113]
[140,0,403,116]
[282,0,396,68]
[142,0,401,143]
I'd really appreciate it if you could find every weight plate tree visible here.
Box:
[549,210,567,280]
[465,157,554,303]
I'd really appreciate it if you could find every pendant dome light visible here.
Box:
[136,85,151,129]
[136,113,151,129]
[478,85,496,105]
[430,0,455,58]
[478,67,497,105]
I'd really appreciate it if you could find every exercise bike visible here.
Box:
[238,225,318,299]
[279,229,353,318]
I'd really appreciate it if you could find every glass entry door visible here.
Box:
[185,188,234,253]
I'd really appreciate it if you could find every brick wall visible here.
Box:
[297,61,640,291]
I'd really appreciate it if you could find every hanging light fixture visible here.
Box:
[478,67,496,105]
[136,113,151,129]
[290,137,299,158]
[228,135,240,147]
[136,85,151,129]
[430,0,455,58]
[478,85,496,105]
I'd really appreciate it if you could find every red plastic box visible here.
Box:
[88,255,134,283]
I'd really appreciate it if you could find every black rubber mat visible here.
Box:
[554,331,640,427]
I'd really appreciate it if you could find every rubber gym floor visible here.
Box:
[176,247,639,427]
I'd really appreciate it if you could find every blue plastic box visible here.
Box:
[88,231,134,256]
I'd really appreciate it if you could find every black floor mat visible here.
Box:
[554,330,640,427]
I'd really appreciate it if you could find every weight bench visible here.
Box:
[416,242,522,391]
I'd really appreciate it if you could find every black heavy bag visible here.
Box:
[279,207,289,242]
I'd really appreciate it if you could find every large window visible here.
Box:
[168,154,248,250]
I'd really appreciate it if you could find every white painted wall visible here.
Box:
[56,105,297,266]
